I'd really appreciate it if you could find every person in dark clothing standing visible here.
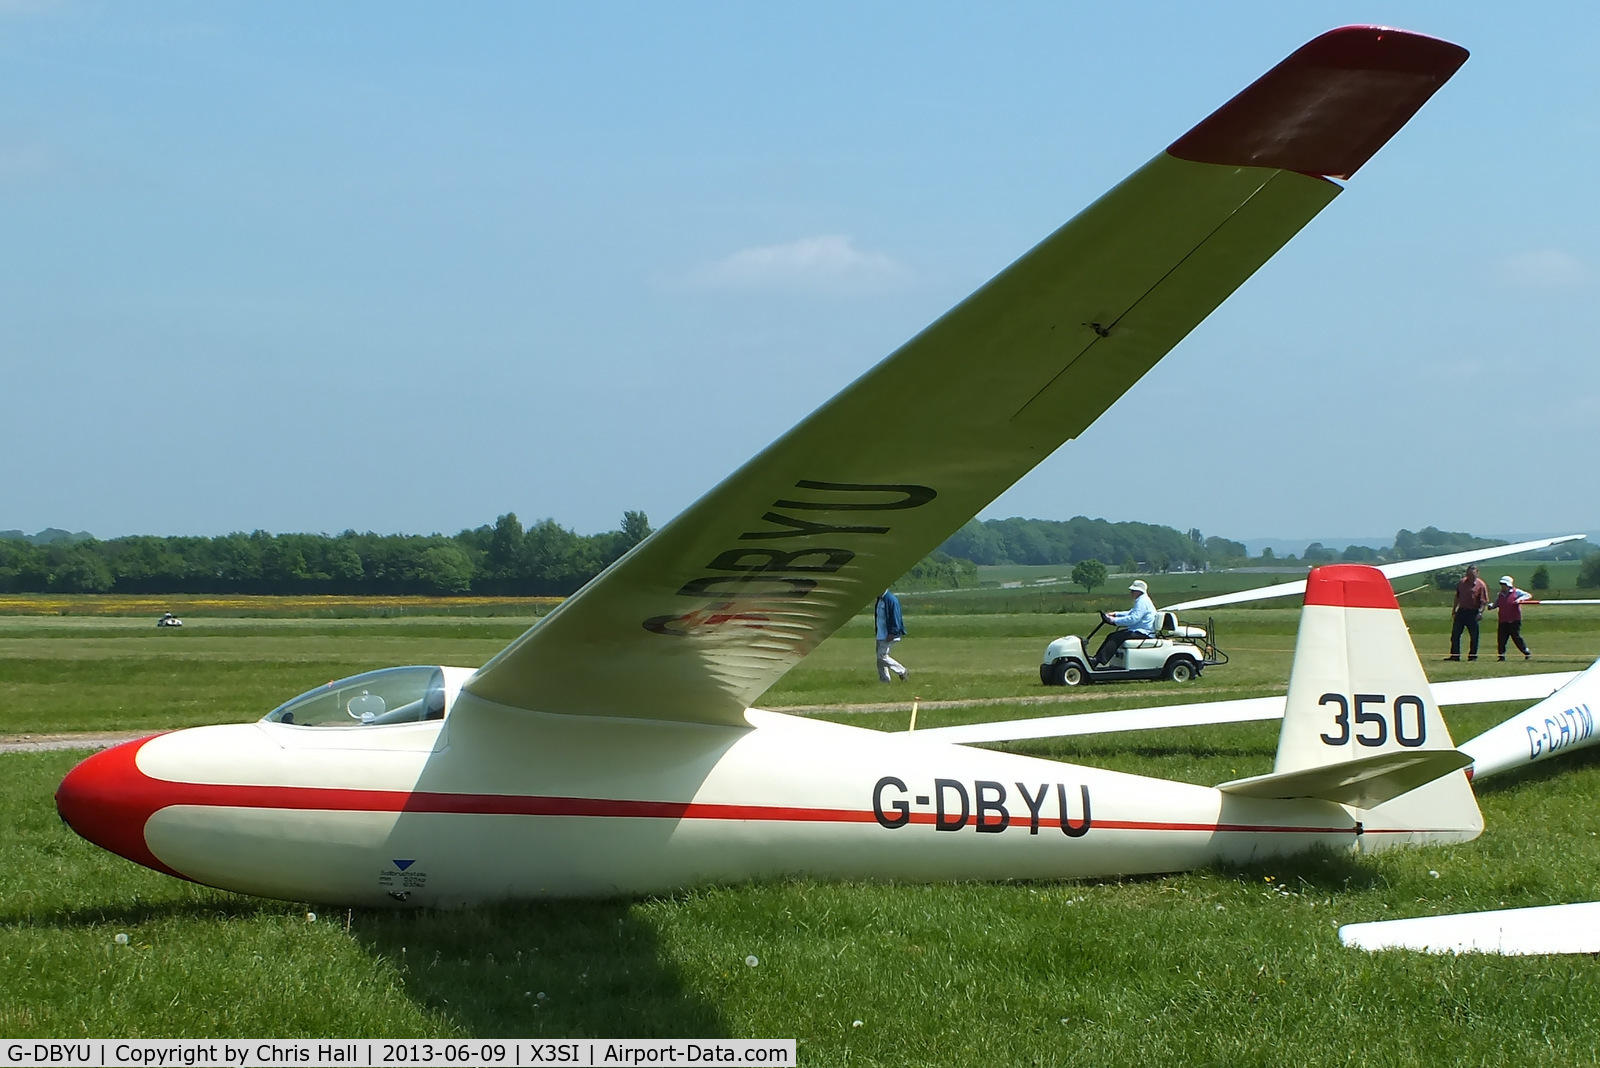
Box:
[874,589,909,682]
[1489,575,1533,660]
[1448,564,1489,661]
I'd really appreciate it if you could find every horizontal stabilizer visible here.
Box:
[1341,901,1600,955]
[1217,748,1471,809]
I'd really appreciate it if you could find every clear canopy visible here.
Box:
[262,666,450,727]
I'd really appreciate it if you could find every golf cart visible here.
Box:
[1040,611,1225,686]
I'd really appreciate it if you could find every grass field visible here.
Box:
[5,601,1600,1062]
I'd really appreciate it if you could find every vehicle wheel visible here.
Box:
[1062,661,1086,687]
[1166,658,1197,683]
[1041,660,1067,686]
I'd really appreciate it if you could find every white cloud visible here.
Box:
[1500,248,1592,288]
[685,235,911,295]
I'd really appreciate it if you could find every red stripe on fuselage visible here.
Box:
[59,737,1363,881]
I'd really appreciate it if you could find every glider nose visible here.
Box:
[56,736,185,878]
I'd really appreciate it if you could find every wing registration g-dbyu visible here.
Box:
[466,27,1470,726]
[58,28,1475,906]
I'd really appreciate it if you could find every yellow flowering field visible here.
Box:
[0,593,565,616]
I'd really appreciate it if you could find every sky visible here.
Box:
[3,1,1598,546]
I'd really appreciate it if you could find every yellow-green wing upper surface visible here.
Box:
[465,27,1467,724]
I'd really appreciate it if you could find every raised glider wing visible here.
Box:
[1164,534,1585,614]
[56,27,1474,905]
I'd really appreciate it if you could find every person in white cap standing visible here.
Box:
[1488,575,1533,660]
[1094,579,1159,667]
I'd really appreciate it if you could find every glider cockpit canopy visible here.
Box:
[263,665,468,727]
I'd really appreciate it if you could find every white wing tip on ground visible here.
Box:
[1340,901,1600,955]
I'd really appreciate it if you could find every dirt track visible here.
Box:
[0,731,155,754]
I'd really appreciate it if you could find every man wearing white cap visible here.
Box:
[1094,579,1159,667]
[1488,575,1533,661]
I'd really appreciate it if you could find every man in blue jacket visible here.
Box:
[875,589,910,682]
[1093,579,1159,667]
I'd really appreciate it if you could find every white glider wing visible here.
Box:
[464,28,1468,725]
[912,672,1579,746]
[1164,534,1584,614]
[1341,902,1600,955]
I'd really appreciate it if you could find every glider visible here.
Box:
[56,26,1472,905]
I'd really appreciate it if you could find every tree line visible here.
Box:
[940,517,1239,571]
[938,519,1581,571]
[3,512,1579,596]
[0,512,654,596]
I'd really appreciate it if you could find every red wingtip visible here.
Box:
[1304,564,1400,610]
[1168,25,1469,179]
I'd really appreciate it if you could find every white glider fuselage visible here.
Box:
[64,705,1381,907]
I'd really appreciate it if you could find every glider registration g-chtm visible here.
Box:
[57,27,1471,906]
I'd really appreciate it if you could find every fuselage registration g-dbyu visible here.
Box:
[57,28,1473,906]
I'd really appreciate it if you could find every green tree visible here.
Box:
[407,543,475,593]
[1203,537,1246,565]
[1577,554,1600,589]
[1302,542,1338,564]
[487,512,525,582]
[1532,565,1551,591]
[902,552,979,590]
[1071,558,1107,593]
[48,544,113,593]
[619,510,652,548]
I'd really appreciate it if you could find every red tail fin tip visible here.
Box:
[1303,564,1399,610]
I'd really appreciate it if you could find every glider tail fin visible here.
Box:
[1273,565,1455,774]
[1230,565,1481,844]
